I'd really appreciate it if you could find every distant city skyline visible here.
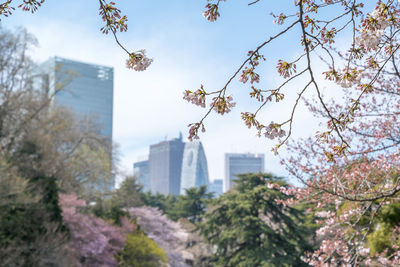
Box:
[133,135,211,195]
[132,136,269,195]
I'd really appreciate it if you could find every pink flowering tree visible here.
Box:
[59,194,134,266]
[129,206,209,267]
[187,1,400,265]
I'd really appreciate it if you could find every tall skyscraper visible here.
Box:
[180,141,209,194]
[38,56,114,190]
[40,56,114,139]
[224,153,265,192]
[149,135,185,195]
[133,160,150,192]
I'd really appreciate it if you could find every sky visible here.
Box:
[2,0,370,186]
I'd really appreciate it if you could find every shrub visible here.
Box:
[115,231,167,267]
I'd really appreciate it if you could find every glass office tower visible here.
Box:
[39,57,114,190]
[41,57,114,139]
[224,153,265,192]
[149,135,185,195]
[180,141,209,194]
[133,160,150,192]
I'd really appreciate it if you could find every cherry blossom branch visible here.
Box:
[185,18,300,140]
[248,0,260,6]
[98,0,152,71]
[299,0,350,151]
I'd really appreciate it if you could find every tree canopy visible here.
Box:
[198,173,314,267]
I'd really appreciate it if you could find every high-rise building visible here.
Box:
[149,135,185,195]
[224,153,265,192]
[208,179,223,197]
[133,160,150,192]
[38,56,114,189]
[180,141,209,194]
[40,56,113,139]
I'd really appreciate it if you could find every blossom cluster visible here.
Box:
[356,5,391,50]
[125,50,153,71]
[183,85,206,108]
[187,122,205,141]
[211,95,235,115]
[264,121,286,140]
[0,2,14,18]
[332,67,363,88]
[238,67,260,84]
[276,60,296,79]
[320,27,336,44]
[18,0,44,13]
[99,1,128,34]
[273,13,286,25]
[238,51,264,84]
[202,0,226,22]
[241,112,261,130]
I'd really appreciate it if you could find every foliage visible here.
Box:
[365,202,400,258]
[198,173,314,267]
[87,176,142,225]
[141,186,212,223]
[169,185,213,223]
[0,165,71,265]
[141,191,179,218]
[0,117,69,265]
[88,197,129,226]
[367,223,393,256]
[115,230,167,267]
[0,24,115,191]
[112,176,143,208]
[0,26,115,266]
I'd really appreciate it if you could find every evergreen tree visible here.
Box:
[198,173,313,267]
[170,185,213,223]
[112,176,143,208]
[141,191,178,218]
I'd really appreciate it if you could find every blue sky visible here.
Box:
[2,0,374,185]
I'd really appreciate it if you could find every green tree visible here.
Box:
[112,176,143,208]
[198,173,313,267]
[141,191,178,218]
[0,26,113,265]
[115,230,167,267]
[170,185,213,223]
